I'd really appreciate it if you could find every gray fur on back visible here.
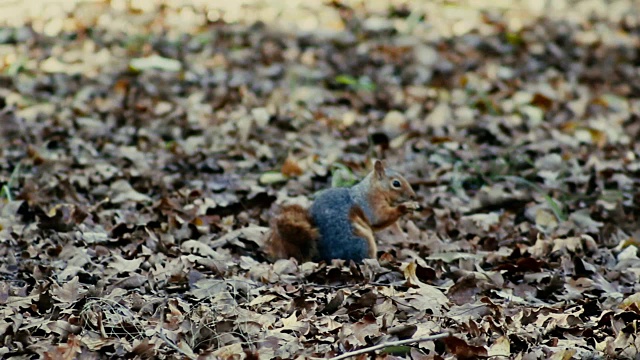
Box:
[348,173,374,223]
[309,187,369,262]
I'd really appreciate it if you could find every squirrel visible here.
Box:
[266,160,419,263]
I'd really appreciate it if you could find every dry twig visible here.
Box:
[328,332,451,360]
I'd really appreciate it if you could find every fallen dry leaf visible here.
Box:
[0,1,638,358]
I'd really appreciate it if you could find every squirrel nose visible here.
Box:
[408,188,417,200]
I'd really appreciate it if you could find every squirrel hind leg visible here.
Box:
[267,204,319,262]
[349,206,377,259]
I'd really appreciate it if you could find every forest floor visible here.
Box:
[1,0,640,359]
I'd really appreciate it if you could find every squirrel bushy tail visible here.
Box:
[266,204,319,262]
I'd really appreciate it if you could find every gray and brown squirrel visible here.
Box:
[266,160,420,263]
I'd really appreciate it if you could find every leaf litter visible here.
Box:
[0,0,639,358]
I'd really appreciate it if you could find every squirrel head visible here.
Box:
[372,160,417,204]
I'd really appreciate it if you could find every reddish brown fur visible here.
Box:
[266,204,319,262]
[349,206,376,257]
[369,203,405,231]
[348,206,371,228]
[367,163,416,231]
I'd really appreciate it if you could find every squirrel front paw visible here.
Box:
[398,201,422,213]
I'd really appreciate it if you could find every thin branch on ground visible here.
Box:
[157,330,197,360]
[327,332,451,360]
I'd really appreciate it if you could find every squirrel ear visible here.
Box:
[374,160,385,179]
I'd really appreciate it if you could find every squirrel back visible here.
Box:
[310,187,374,262]
[266,160,418,263]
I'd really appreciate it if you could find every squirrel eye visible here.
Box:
[391,180,401,188]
